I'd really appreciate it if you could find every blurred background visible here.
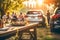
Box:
[0,0,60,17]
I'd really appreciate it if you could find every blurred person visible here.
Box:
[2,14,7,21]
[2,12,11,27]
[11,12,17,22]
[6,12,10,19]
[46,10,50,25]
[2,14,7,27]
[6,12,11,23]
[2,12,10,23]
[18,12,24,21]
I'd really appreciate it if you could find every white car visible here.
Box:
[25,11,46,27]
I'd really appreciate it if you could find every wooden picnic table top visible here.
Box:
[0,23,38,37]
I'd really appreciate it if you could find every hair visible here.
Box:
[20,12,22,14]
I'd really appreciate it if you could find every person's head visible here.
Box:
[20,12,22,15]
[7,12,10,15]
[15,13,16,15]
[12,12,14,14]
[47,10,49,12]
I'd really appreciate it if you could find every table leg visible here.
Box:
[18,31,23,40]
[33,27,37,40]
[18,27,37,40]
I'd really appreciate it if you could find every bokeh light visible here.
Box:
[37,0,44,5]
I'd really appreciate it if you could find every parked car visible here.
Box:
[25,11,46,27]
[50,7,60,33]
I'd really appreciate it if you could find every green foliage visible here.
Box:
[0,0,25,13]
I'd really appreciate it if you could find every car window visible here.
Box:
[55,8,60,14]
[27,11,42,15]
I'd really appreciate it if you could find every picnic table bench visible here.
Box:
[0,23,38,40]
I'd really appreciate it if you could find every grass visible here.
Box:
[37,27,60,40]
[43,36,60,40]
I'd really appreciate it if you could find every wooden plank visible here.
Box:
[0,23,38,37]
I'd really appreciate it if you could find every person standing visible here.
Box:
[46,10,50,25]
[6,12,11,22]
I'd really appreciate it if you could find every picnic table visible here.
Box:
[0,23,38,40]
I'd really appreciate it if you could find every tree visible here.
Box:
[0,0,25,19]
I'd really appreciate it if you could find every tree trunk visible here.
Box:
[0,8,5,19]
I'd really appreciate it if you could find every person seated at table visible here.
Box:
[2,12,11,23]
[18,12,24,21]
[2,14,7,22]
[11,12,17,22]
[6,12,11,22]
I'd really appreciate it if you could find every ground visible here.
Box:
[37,27,60,40]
